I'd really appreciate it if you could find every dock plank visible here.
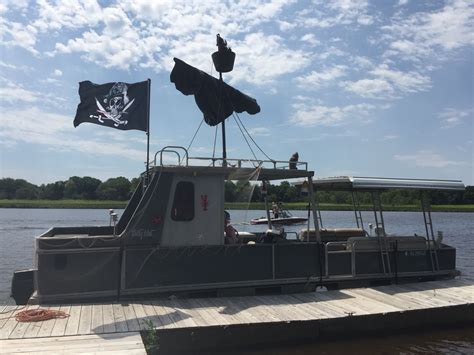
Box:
[122,303,141,331]
[206,297,258,325]
[348,287,419,311]
[339,289,402,313]
[232,296,281,323]
[187,298,229,326]
[91,304,104,334]
[0,305,18,331]
[0,331,146,354]
[20,305,41,339]
[77,304,92,335]
[166,299,198,328]
[36,306,60,338]
[50,305,71,337]
[102,303,116,333]
[149,300,177,329]
[133,302,152,330]
[112,303,129,332]
[64,305,81,336]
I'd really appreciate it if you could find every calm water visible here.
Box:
[0,208,473,353]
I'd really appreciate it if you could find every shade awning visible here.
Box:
[304,176,465,191]
[170,58,260,126]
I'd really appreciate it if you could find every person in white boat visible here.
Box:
[272,202,280,218]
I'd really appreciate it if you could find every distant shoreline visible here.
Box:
[0,199,473,212]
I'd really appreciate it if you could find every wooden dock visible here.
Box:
[1,278,473,353]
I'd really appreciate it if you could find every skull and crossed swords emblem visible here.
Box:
[89,82,135,127]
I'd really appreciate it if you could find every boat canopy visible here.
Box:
[170,58,260,126]
[308,176,465,191]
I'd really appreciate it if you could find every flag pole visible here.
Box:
[146,78,151,186]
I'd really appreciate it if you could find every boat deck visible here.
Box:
[1,278,473,353]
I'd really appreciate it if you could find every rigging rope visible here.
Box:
[212,124,218,161]
[232,114,259,164]
[233,111,274,161]
[182,118,204,165]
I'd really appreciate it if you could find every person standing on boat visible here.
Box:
[289,152,298,169]
[224,211,239,244]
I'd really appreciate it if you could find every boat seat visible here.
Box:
[238,232,257,243]
[346,236,427,251]
[299,228,367,242]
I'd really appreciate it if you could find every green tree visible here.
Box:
[0,178,39,199]
[96,177,131,200]
[40,181,65,200]
[463,186,474,204]
[225,181,237,202]
[64,176,101,199]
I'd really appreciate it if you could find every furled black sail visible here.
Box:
[170,58,260,126]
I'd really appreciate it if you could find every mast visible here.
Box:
[212,34,235,167]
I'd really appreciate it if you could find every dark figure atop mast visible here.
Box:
[212,34,235,73]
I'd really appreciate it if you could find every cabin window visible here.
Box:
[171,181,195,221]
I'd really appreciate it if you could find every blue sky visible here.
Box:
[0,0,473,186]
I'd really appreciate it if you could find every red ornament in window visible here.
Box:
[201,194,209,211]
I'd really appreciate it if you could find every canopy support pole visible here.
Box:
[145,78,151,186]
[219,72,227,167]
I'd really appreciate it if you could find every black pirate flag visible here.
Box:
[74,80,149,132]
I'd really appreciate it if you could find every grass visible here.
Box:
[0,199,473,212]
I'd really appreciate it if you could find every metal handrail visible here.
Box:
[153,146,189,166]
[151,146,309,171]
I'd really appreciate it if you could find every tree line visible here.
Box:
[1,177,472,205]
[0,177,140,201]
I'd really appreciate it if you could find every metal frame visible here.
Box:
[153,145,308,171]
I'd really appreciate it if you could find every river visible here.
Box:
[0,208,473,353]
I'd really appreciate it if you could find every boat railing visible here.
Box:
[153,146,308,171]
[325,242,355,278]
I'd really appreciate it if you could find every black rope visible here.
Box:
[182,118,204,164]
[233,111,274,161]
[232,113,259,163]
[212,124,218,160]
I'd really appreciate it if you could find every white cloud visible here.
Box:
[248,127,271,137]
[0,18,38,54]
[0,77,65,106]
[278,20,296,31]
[394,150,467,168]
[298,0,373,28]
[53,69,63,77]
[383,0,474,62]
[342,78,395,99]
[295,65,347,90]
[300,33,320,46]
[342,64,431,99]
[0,81,41,104]
[33,0,103,32]
[227,32,311,86]
[45,2,305,85]
[290,98,376,127]
[438,108,473,128]
[0,107,144,161]
[0,0,29,14]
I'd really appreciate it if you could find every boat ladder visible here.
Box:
[351,191,364,229]
[371,192,391,274]
[421,191,439,272]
